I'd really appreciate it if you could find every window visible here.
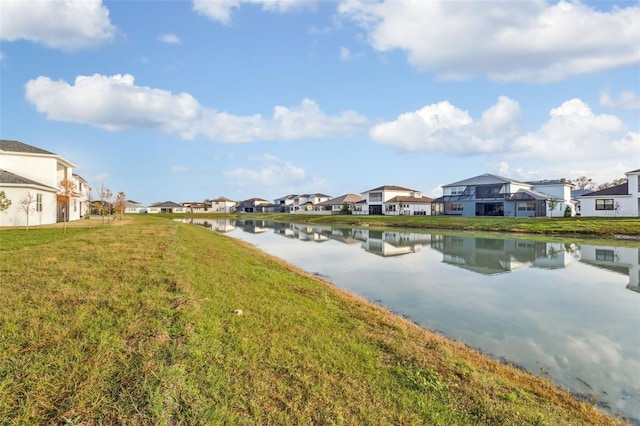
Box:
[451,203,463,212]
[517,202,535,211]
[369,192,382,202]
[595,249,614,262]
[36,193,43,212]
[450,186,465,195]
[595,199,614,210]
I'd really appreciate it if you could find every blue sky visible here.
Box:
[1,0,638,205]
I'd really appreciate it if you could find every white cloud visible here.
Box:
[0,0,116,50]
[159,33,181,44]
[338,0,639,82]
[370,96,521,154]
[24,73,368,142]
[510,98,637,162]
[600,89,640,110]
[223,154,308,189]
[193,0,314,25]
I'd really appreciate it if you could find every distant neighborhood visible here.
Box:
[1,139,638,227]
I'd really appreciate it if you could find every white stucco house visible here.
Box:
[124,200,147,214]
[0,140,89,227]
[579,169,639,217]
[358,185,429,215]
[316,193,363,214]
[205,196,237,213]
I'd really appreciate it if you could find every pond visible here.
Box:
[180,217,640,423]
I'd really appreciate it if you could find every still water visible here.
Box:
[182,218,640,422]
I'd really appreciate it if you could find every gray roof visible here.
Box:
[0,140,55,155]
[581,183,629,197]
[443,173,526,188]
[0,169,57,190]
[149,201,182,208]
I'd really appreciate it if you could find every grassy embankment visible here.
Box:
[0,215,629,424]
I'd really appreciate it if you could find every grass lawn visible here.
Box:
[0,216,628,424]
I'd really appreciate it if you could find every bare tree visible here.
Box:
[597,177,628,190]
[572,176,596,190]
[18,191,35,230]
[0,190,11,227]
[99,183,113,225]
[115,191,126,220]
[84,186,93,228]
[57,178,76,233]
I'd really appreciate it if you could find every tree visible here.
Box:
[0,190,11,226]
[597,177,627,190]
[99,183,113,225]
[18,191,35,230]
[115,191,126,220]
[547,198,560,218]
[572,176,596,190]
[57,178,76,233]
[84,186,93,228]
[341,202,351,215]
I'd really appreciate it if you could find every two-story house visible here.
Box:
[360,185,428,215]
[205,196,237,213]
[0,139,88,227]
[579,169,639,217]
[433,174,574,217]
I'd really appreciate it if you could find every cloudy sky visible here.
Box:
[1,0,638,204]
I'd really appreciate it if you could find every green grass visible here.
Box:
[0,216,626,424]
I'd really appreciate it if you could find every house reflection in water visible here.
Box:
[579,245,640,293]
[360,229,432,257]
[430,236,576,275]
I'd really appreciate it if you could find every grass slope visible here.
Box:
[0,217,626,424]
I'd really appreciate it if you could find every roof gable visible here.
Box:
[363,185,418,193]
[581,183,629,197]
[443,174,526,188]
[0,140,55,155]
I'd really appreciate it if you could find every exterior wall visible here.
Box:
[0,154,58,189]
[384,202,432,216]
[531,183,574,217]
[0,187,57,226]
[580,195,636,217]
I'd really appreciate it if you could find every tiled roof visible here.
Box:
[0,140,55,155]
[386,195,433,203]
[317,193,362,206]
[581,183,629,197]
[0,169,56,189]
[149,201,182,207]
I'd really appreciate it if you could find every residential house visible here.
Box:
[272,194,297,213]
[316,193,363,215]
[579,169,639,217]
[206,196,237,213]
[0,139,87,227]
[237,198,270,213]
[384,194,433,216]
[359,185,426,215]
[148,201,186,213]
[291,193,332,213]
[182,201,207,213]
[433,174,574,217]
[124,200,147,214]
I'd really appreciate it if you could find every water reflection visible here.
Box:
[183,217,640,422]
